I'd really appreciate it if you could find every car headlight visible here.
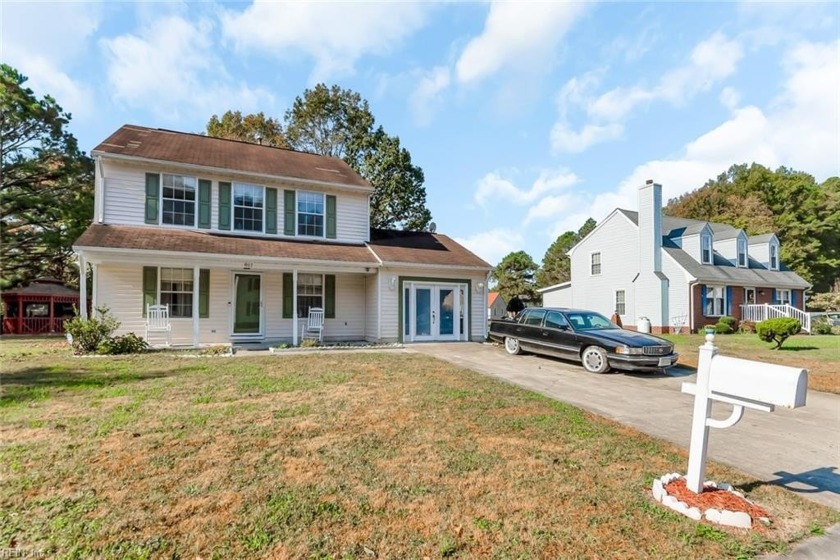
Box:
[615,346,644,355]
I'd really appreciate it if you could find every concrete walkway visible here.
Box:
[410,343,840,510]
[410,342,840,557]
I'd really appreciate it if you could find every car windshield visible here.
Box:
[564,311,620,331]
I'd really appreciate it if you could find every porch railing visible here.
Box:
[740,304,811,333]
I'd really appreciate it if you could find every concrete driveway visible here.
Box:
[409,342,840,511]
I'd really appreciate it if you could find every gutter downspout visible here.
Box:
[688,280,698,333]
[96,156,105,223]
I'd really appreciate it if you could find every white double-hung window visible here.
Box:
[297,191,325,237]
[701,234,713,264]
[777,289,791,305]
[233,183,264,232]
[162,174,197,226]
[704,285,725,316]
[737,237,747,267]
[769,241,779,270]
[160,268,194,318]
[297,273,323,317]
[590,252,601,275]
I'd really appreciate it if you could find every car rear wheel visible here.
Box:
[504,337,521,355]
[581,346,609,373]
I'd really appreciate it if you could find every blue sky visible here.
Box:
[3,1,838,267]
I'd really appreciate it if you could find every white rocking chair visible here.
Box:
[145,304,172,346]
[302,307,324,343]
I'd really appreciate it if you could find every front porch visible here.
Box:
[741,304,812,333]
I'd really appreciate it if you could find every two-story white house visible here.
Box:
[73,125,491,346]
[539,180,811,333]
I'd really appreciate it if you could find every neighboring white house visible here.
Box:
[487,291,506,320]
[73,125,492,346]
[539,180,811,333]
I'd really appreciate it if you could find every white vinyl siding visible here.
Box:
[98,159,370,243]
[569,214,638,320]
[365,274,379,341]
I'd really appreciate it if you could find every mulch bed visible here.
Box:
[665,478,771,521]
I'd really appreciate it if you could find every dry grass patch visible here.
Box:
[1,338,837,558]
[663,334,840,394]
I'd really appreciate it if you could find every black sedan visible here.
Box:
[488,307,679,373]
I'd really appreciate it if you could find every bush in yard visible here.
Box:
[756,317,801,350]
[811,319,833,335]
[97,332,149,355]
[739,321,756,334]
[64,306,120,355]
[714,316,738,334]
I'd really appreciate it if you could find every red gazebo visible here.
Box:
[1,278,87,335]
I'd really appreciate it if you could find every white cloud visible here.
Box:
[455,2,588,85]
[550,38,840,235]
[523,193,581,226]
[101,16,274,120]
[1,2,102,117]
[454,229,525,267]
[719,86,741,110]
[409,66,451,126]
[221,1,430,82]
[550,122,623,153]
[474,168,579,207]
[552,32,744,153]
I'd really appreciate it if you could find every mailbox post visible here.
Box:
[682,333,808,494]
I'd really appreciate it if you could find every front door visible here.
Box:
[232,273,262,336]
[405,283,463,342]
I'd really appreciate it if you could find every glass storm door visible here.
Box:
[414,287,433,340]
[438,288,455,338]
[233,273,262,335]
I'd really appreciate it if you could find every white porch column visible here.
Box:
[79,253,88,319]
[91,263,98,310]
[292,269,298,345]
[192,266,200,347]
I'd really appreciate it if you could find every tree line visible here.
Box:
[1,69,432,290]
[493,164,839,303]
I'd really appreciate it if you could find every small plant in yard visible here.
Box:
[756,317,802,349]
[96,332,149,355]
[64,306,120,355]
[739,320,756,334]
[299,338,320,348]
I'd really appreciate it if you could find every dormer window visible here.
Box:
[770,241,779,270]
[701,234,712,264]
[737,237,747,267]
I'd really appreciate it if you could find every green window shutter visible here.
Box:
[284,190,296,236]
[142,266,158,317]
[282,272,293,318]
[145,173,160,224]
[198,179,212,228]
[218,182,231,230]
[265,188,278,234]
[325,274,336,318]
[199,269,210,318]
[326,194,337,239]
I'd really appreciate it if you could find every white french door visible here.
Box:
[404,282,465,342]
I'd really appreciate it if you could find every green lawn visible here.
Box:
[661,334,840,394]
[2,337,838,559]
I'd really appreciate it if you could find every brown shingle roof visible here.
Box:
[93,125,372,190]
[74,224,380,264]
[368,228,491,269]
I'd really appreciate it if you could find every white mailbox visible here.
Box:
[680,334,809,493]
[707,356,807,409]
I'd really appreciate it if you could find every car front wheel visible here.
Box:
[581,346,609,373]
[504,337,521,355]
